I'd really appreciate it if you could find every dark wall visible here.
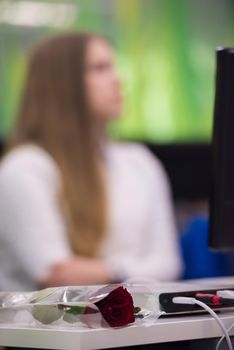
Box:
[146,143,211,200]
[0,140,3,156]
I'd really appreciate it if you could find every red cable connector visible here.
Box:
[195,293,222,305]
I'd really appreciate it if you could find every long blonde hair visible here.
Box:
[8,32,108,257]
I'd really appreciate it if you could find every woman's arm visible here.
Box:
[40,256,112,287]
[135,157,183,280]
[105,147,184,282]
[0,148,73,289]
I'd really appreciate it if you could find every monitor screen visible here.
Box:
[209,47,234,249]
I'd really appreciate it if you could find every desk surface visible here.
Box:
[1,311,234,350]
[2,277,234,350]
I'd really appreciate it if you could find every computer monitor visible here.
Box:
[209,47,234,249]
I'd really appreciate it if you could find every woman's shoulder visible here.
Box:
[0,144,59,182]
[110,141,164,171]
[110,141,170,187]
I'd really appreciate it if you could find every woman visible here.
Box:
[0,32,183,291]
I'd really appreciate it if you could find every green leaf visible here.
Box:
[134,307,141,314]
[61,306,85,315]
[32,305,64,324]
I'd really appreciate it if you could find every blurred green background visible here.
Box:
[0,0,234,143]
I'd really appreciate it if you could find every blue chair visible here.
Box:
[180,216,232,279]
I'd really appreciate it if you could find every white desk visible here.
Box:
[1,311,234,349]
[2,277,234,349]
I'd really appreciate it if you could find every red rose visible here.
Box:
[94,286,135,327]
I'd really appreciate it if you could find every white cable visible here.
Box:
[216,322,234,350]
[173,297,233,350]
[215,290,234,349]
